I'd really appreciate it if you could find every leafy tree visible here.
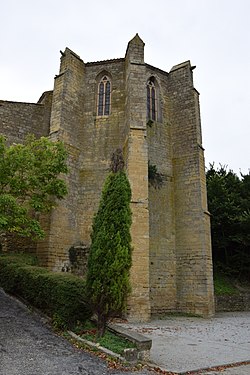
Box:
[0,135,68,240]
[86,149,132,337]
[206,164,250,280]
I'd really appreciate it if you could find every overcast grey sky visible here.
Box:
[1,0,249,174]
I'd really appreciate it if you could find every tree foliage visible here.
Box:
[206,164,250,280]
[0,135,68,239]
[86,149,132,337]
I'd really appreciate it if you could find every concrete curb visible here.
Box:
[68,330,129,362]
[68,323,152,364]
[179,360,250,375]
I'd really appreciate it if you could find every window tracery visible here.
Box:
[97,76,111,116]
[147,78,158,121]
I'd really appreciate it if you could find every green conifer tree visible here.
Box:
[86,149,132,337]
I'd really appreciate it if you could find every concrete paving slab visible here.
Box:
[201,363,250,375]
[118,312,250,373]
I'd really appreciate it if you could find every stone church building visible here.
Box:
[0,34,214,320]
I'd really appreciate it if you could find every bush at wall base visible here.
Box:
[0,253,91,328]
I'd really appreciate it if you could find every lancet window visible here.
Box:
[97,76,111,116]
[147,78,157,121]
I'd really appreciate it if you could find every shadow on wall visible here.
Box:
[62,243,90,276]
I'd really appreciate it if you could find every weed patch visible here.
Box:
[214,272,239,295]
[73,321,136,355]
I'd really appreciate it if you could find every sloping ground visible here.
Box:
[0,288,151,375]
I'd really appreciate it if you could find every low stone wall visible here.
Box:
[215,293,250,312]
[108,323,152,361]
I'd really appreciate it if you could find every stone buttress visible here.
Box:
[0,35,214,319]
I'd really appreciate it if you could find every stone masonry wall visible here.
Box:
[215,294,250,312]
[146,66,177,314]
[37,48,85,270]
[168,61,214,317]
[0,92,52,256]
[77,59,126,246]
[125,35,151,321]
[0,94,51,145]
[40,51,129,271]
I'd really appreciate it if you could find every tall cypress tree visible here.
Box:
[86,149,132,337]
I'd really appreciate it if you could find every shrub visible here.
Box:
[0,254,91,328]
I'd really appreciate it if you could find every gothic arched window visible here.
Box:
[97,76,111,116]
[147,78,157,121]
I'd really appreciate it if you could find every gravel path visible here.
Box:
[0,288,151,375]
